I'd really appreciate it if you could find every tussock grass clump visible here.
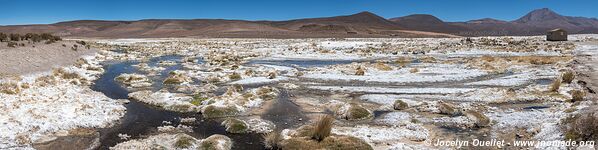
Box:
[200,134,232,150]
[191,93,208,106]
[562,112,598,142]
[174,134,196,148]
[549,78,562,92]
[393,99,409,110]
[355,67,365,76]
[570,90,586,102]
[438,102,460,116]
[267,72,277,79]
[262,131,282,150]
[221,118,249,133]
[277,116,373,150]
[395,57,411,67]
[53,68,81,80]
[464,110,491,127]
[0,81,21,94]
[256,86,277,100]
[228,72,242,80]
[480,55,496,62]
[562,71,575,84]
[312,115,334,142]
[163,73,191,84]
[201,105,239,118]
[419,56,437,63]
[344,103,373,120]
[409,68,419,73]
[34,75,58,87]
[280,135,373,150]
[374,62,392,71]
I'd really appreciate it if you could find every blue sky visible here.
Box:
[2,0,597,25]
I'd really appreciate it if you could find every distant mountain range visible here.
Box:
[1,8,596,38]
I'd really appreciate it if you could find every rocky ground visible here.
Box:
[1,35,597,150]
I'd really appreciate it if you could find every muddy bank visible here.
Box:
[0,40,96,75]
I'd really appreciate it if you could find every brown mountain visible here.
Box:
[391,8,598,36]
[0,11,454,38]
[389,14,469,34]
[2,8,595,38]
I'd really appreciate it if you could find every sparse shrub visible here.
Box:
[263,131,282,150]
[71,45,78,51]
[0,33,8,42]
[9,33,20,41]
[312,115,334,142]
[393,99,408,110]
[62,44,67,47]
[44,40,54,44]
[562,112,598,142]
[7,42,17,47]
[174,134,195,148]
[549,78,562,92]
[570,90,586,102]
[29,33,42,43]
[76,40,87,45]
[562,71,575,84]
[40,33,60,41]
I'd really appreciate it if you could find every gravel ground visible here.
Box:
[0,40,95,76]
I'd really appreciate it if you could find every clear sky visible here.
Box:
[2,0,597,25]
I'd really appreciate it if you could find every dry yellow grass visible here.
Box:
[570,90,586,102]
[409,68,419,73]
[312,115,334,142]
[374,62,392,71]
[549,78,562,92]
[562,71,575,84]
[0,81,20,94]
[355,67,365,76]
[563,112,598,142]
[395,57,411,67]
[263,131,282,150]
